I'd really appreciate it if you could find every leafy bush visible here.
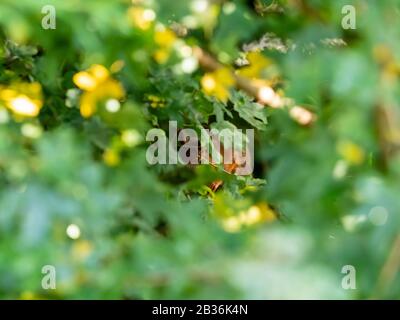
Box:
[1,0,400,299]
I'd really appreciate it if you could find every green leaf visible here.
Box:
[231,91,268,130]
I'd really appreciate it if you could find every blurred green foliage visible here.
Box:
[1,0,400,299]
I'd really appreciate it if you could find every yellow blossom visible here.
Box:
[72,240,93,261]
[154,28,176,48]
[373,44,393,65]
[0,82,43,117]
[73,64,125,118]
[153,49,170,64]
[103,148,121,167]
[146,94,165,108]
[201,67,235,102]
[221,202,276,233]
[372,44,400,81]
[222,216,242,233]
[127,7,156,30]
[337,140,365,165]
[121,129,142,147]
[153,27,177,64]
[236,51,272,79]
[257,202,277,222]
[20,291,39,300]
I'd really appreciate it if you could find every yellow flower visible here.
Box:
[221,202,276,233]
[153,27,177,64]
[236,51,272,79]
[103,148,120,167]
[153,49,170,64]
[72,240,93,261]
[0,82,43,117]
[222,216,242,233]
[121,129,142,147]
[155,28,176,48]
[201,67,235,102]
[146,94,165,108]
[20,291,39,300]
[373,44,393,65]
[337,140,365,165]
[73,64,125,118]
[255,202,277,223]
[127,7,156,31]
